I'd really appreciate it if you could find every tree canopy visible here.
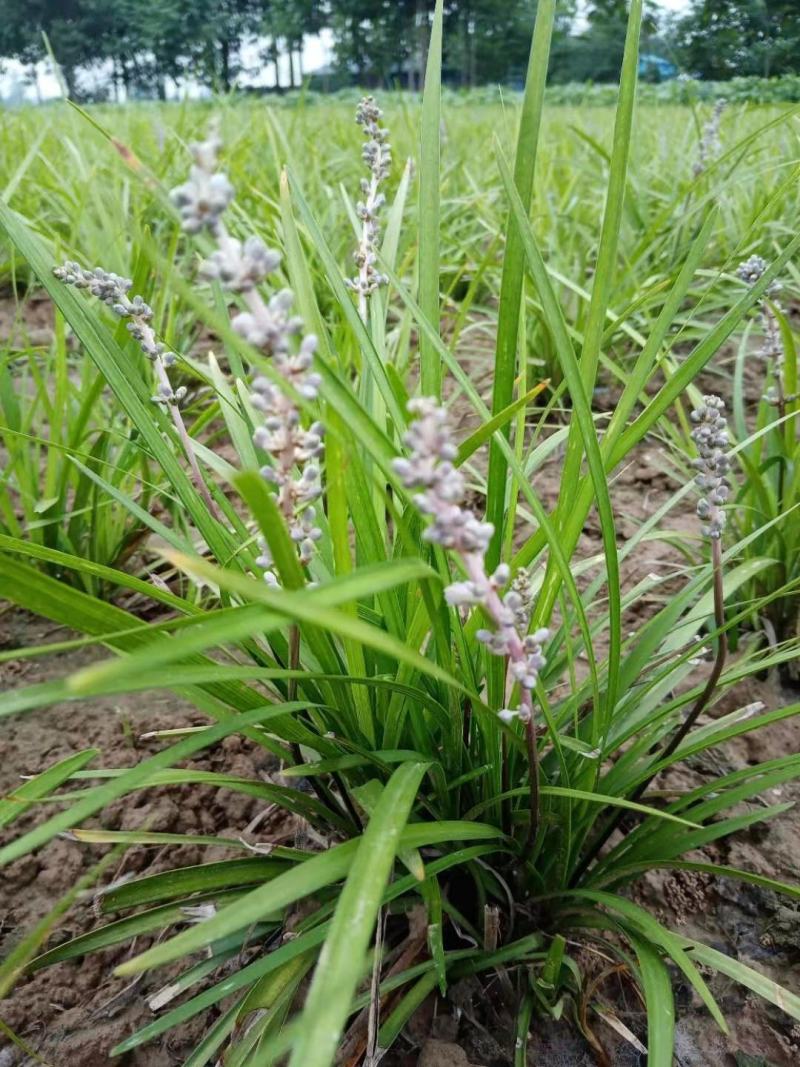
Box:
[671,0,800,79]
[0,0,798,100]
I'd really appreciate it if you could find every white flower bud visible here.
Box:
[690,394,731,541]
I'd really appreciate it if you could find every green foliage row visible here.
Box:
[545,73,800,105]
[676,0,800,81]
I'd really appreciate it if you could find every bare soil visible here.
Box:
[0,612,287,1066]
[0,296,55,352]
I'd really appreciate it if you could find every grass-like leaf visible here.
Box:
[288,762,428,1067]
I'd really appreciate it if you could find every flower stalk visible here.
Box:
[345,96,390,321]
[737,254,790,419]
[650,397,730,759]
[693,99,725,177]
[574,396,731,880]
[394,399,548,855]
[171,123,366,831]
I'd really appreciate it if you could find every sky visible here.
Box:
[0,3,691,104]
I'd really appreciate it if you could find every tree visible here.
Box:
[178,0,264,92]
[548,0,662,83]
[262,0,325,88]
[2,0,798,98]
[326,0,423,86]
[0,0,101,97]
[446,1,541,87]
[324,0,544,89]
[672,0,800,79]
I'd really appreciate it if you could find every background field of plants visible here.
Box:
[1,2,800,1065]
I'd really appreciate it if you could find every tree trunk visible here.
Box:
[220,39,231,92]
[62,64,77,99]
[408,10,415,90]
[461,7,469,88]
[271,40,281,91]
[31,64,43,104]
[469,15,477,88]
[352,19,364,84]
[289,48,297,88]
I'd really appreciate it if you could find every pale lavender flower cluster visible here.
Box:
[394,399,548,725]
[346,96,390,307]
[736,254,786,406]
[690,395,730,540]
[251,337,324,578]
[201,236,281,294]
[736,254,781,298]
[171,124,324,583]
[53,261,185,408]
[171,123,234,235]
[693,99,725,177]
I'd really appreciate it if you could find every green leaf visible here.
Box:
[598,860,800,903]
[378,971,440,1049]
[0,749,98,830]
[111,844,503,1056]
[0,533,192,615]
[455,382,549,467]
[116,820,500,977]
[235,470,305,590]
[112,927,328,1057]
[0,701,311,866]
[0,198,236,565]
[418,0,443,399]
[29,895,243,971]
[422,875,447,995]
[224,952,313,1067]
[288,763,428,1067]
[497,148,621,729]
[0,556,279,743]
[183,996,248,1067]
[465,786,699,828]
[662,557,776,652]
[100,858,289,910]
[70,550,471,705]
[566,890,727,1032]
[682,937,800,1024]
[66,768,345,832]
[285,170,405,434]
[629,935,675,1067]
[610,239,800,468]
[514,991,534,1067]
[485,0,557,568]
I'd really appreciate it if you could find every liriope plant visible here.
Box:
[2,3,800,1065]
